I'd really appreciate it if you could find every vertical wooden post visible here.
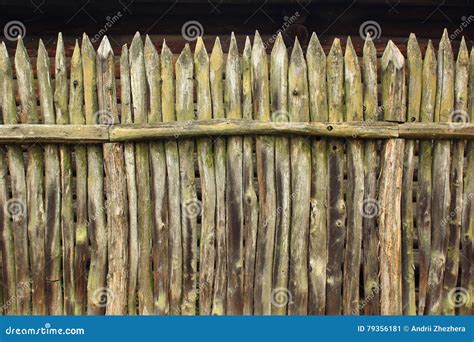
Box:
[210,38,227,315]
[343,37,364,315]
[426,30,453,315]
[70,40,88,315]
[461,46,474,316]
[417,40,436,315]
[82,34,107,315]
[15,36,46,315]
[194,37,217,315]
[326,38,345,315]
[161,41,180,315]
[120,44,139,315]
[97,36,129,315]
[130,32,154,315]
[443,37,469,315]
[242,36,258,315]
[361,35,380,315]
[270,33,291,316]
[37,39,63,315]
[252,31,276,315]
[379,40,405,315]
[144,35,167,316]
[0,42,29,315]
[225,34,244,315]
[287,39,311,316]
[307,33,328,315]
[54,34,75,315]
[176,44,197,315]
[402,33,422,315]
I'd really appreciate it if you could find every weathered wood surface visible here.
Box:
[307,33,327,316]
[378,40,405,316]
[15,36,46,315]
[401,33,422,316]
[0,32,471,317]
[361,35,379,316]
[97,36,129,315]
[426,30,453,315]
[325,38,346,316]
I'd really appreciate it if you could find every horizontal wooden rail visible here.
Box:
[0,120,473,143]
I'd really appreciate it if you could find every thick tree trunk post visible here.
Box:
[270,34,291,316]
[417,40,436,315]
[98,36,129,315]
[144,36,168,316]
[161,42,180,315]
[130,33,154,315]
[69,41,88,315]
[242,37,258,315]
[361,35,380,315]
[210,38,227,315]
[37,40,63,315]
[307,33,328,315]
[402,34,422,315]
[120,44,139,315]
[194,37,217,315]
[426,30,453,315]
[82,34,107,315]
[443,38,469,315]
[0,43,29,315]
[343,37,364,315]
[176,45,198,315]
[15,36,46,315]
[287,39,311,316]
[379,40,405,315]
[252,31,276,315]
[54,34,75,315]
[326,38,346,315]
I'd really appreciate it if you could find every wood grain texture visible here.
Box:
[417,40,436,315]
[225,34,244,315]
[325,38,346,316]
[176,44,198,315]
[270,34,291,316]
[287,39,311,316]
[194,37,217,316]
[0,42,30,315]
[15,36,46,315]
[37,40,63,315]
[97,36,129,315]
[342,37,364,316]
[379,40,405,315]
[361,35,380,315]
[401,33,422,315]
[426,30,453,315]
[161,41,180,315]
[130,32,154,315]
[144,35,167,316]
[252,31,276,315]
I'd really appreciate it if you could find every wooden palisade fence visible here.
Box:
[0,30,472,316]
